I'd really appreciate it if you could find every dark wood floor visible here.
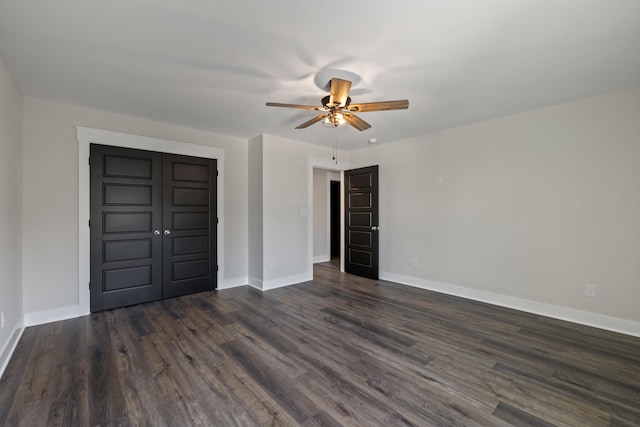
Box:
[1,261,639,426]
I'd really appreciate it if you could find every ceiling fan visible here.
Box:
[266,78,409,131]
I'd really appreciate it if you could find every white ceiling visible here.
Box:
[1,1,639,150]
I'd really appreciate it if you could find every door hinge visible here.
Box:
[216,170,219,176]
[88,281,91,289]
[216,217,219,224]
[216,265,219,272]
[88,219,91,227]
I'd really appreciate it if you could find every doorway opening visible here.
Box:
[312,168,341,272]
[330,180,340,261]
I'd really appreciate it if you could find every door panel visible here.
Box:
[162,154,217,299]
[172,212,209,230]
[90,145,163,312]
[103,266,152,291]
[103,212,152,233]
[90,145,217,312]
[104,184,152,205]
[344,165,379,280]
[103,155,153,178]
[103,239,151,262]
[349,231,371,247]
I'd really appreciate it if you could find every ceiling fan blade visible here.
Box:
[328,78,352,107]
[344,113,371,131]
[348,100,409,112]
[295,113,330,129]
[266,102,322,110]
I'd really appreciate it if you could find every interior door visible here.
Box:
[162,154,217,298]
[344,165,379,279]
[90,145,163,312]
[90,145,217,312]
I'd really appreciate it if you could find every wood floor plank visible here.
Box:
[223,337,324,423]
[140,332,222,425]
[214,359,301,427]
[492,401,557,427]
[45,358,91,427]
[88,335,128,425]
[84,310,110,347]
[5,326,62,427]
[0,328,37,426]
[2,260,640,426]
[106,310,173,426]
[493,361,640,424]
[293,361,418,426]
[429,357,612,426]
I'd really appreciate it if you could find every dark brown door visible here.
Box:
[344,165,379,279]
[162,154,217,298]
[90,145,163,311]
[90,145,217,312]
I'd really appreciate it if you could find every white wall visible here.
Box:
[0,51,23,376]
[22,98,248,317]
[350,87,640,334]
[261,134,348,288]
[248,134,263,286]
[313,168,329,262]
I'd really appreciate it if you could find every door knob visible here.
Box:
[371,226,380,231]
[164,229,171,235]
[153,230,161,236]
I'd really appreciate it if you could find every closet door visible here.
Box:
[90,145,163,312]
[162,154,217,298]
[90,145,218,312]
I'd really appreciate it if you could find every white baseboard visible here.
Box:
[248,276,263,290]
[0,322,25,380]
[313,255,330,264]
[218,276,248,290]
[262,272,313,291]
[24,305,81,327]
[381,272,640,338]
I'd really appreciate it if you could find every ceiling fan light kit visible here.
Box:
[266,77,409,132]
[322,112,347,128]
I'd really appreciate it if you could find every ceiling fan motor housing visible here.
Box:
[322,95,351,109]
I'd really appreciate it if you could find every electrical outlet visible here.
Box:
[585,284,596,297]
[436,173,444,184]
[411,258,419,267]
[1,311,4,328]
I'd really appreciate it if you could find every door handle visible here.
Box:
[153,230,161,236]
[371,226,380,231]
[164,229,171,235]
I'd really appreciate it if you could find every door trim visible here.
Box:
[77,126,225,316]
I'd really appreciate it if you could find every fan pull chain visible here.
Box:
[332,128,338,164]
